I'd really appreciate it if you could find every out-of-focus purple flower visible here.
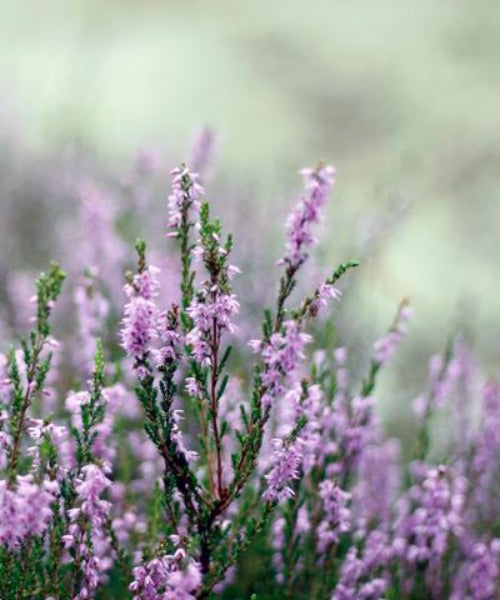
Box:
[413,351,461,419]
[271,516,286,584]
[393,465,466,579]
[451,538,500,600]
[70,180,127,303]
[354,439,400,531]
[130,541,202,600]
[471,381,500,524]
[0,475,59,550]
[331,540,388,600]
[317,480,351,553]
[74,271,110,377]
[373,302,413,365]
[280,164,336,270]
[292,383,324,474]
[0,430,11,470]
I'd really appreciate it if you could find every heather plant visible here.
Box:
[0,160,499,600]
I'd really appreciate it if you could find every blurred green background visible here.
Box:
[0,0,499,408]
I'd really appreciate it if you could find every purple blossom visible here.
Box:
[26,418,71,476]
[332,542,388,600]
[63,464,112,598]
[372,302,413,365]
[167,166,204,230]
[153,306,185,367]
[317,480,351,553]
[470,381,500,524]
[130,542,202,600]
[121,265,159,365]
[290,383,324,474]
[310,282,342,315]
[271,516,286,583]
[0,475,59,550]
[263,437,304,503]
[251,320,312,409]
[186,292,239,366]
[354,439,400,531]
[281,164,336,269]
[0,431,12,470]
[393,465,467,580]
[413,351,462,418]
[74,271,110,377]
[451,538,500,600]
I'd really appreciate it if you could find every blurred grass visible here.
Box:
[0,0,499,396]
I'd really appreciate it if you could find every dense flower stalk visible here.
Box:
[121,263,160,373]
[316,480,351,553]
[281,164,336,270]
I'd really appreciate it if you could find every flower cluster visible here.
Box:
[0,156,499,600]
[263,436,305,503]
[316,480,351,553]
[121,264,160,367]
[167,166,204,230]
[0,475,58,550]
[63,465,113,599]
[130,542,202,600]
[281,164,336,269]
[250,320,312,409]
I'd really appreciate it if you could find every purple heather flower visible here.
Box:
[354,439,400,531]
[393,465,467,576]
[167,166,204,230]
[471,381,500,524]
[63,464,112,598]
[0,475,59,550]
[317,480,351,553]
[74,464,112,529]
[74,271,110,377]
[451,538,500,600]
[294,383,324,474]
[311,282,342,315]
[121,265,160,365]
[186,292,239,366]
[130,541,202,600]
[70,180,127,302]
[372,302,413,365]
[263,437,304,503]
[185,376,201,398]
[271,516,286,584]
[331,543,388,600]
[281,164,336,269]
[0,431,10,470]
[251,320,312,409]
[26,418,71,476]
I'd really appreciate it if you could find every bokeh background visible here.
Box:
[0,0,499,425]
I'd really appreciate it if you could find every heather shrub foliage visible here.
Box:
[0,159,499,600]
